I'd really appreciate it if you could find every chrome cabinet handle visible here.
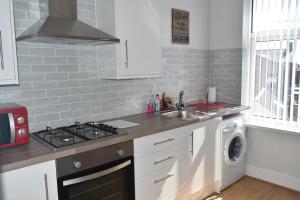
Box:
[124,40,128,68]
[190,133,194,156]
[0,31,4,71]
[153,138,175,146]
[154,156,174,165]
[44,174,50,200]
[154,174,174,184]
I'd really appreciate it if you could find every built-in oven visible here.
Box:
[56,141,134,200]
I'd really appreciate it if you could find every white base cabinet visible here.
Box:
[97,0,161,79]
[0,0,19,85]
[0,160,58,200]
[134,118,221,200]
[183,118,222,199]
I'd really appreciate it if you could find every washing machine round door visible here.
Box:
[224,130,247,167]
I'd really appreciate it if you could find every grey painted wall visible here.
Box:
[0,0,210,132]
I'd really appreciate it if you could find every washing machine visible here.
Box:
[220,114,247,191]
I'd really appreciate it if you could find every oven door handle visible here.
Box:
[62,160,131,186]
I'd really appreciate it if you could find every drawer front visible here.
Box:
[135,164,178,200]
[135,160,189,200]
[134,125,194,158]
[134,140,191,178]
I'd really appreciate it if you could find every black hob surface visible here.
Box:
[32,122,119,148]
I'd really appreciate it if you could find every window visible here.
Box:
[249,0,300,123]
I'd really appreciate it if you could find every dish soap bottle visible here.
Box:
[147,100,154,113]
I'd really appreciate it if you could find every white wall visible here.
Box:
[160,0,209,49]
[208,0,243,49]
[246,127,300,191]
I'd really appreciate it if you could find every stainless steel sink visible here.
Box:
[162,110,195,120]
[162,110,210,120]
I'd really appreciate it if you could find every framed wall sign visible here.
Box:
[172,8,189,44]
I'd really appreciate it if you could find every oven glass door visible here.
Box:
[57,157,135,200]
[0,113,14,145]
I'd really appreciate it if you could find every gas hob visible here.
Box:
[32,121,120,149]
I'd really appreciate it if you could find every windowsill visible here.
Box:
[246,117,300,136]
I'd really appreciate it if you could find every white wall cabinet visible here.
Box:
[134,119,221,200]
[0,160,58,200]
[97,0,161,79]
[0,0,19,85]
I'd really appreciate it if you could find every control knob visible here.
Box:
[116,149,124,156]
[18,129,26,136]
[73,161,82,169]
[17,117,25,124]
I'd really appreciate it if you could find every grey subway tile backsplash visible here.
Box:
[19,73,45,82]
[56,49,78,57]
[58,95,82,104]
[58,80,80,88]
[68,72,90,80]
[32,81,57,90]
[44,57,68,65]
[18,56,44,65]
[8,43,210,132]
[209,48,242,104]
[34,97,59,106]
[57,65,79,72]
[45,73,68,81]
[36,113,59,123]
[46,88,69,97]
[30,48,55,56]
[47,104,70,113]
[31,65,56,73]
[20,90,46,99]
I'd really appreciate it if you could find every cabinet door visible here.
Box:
[115,0,161,78]
[181,119,221,200]
[0,0,19,85]
[0,160,58,200]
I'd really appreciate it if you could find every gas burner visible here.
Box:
[45,126,63,135]
[32,121,120,149]
[59,135,74,143]
[88,122,118,133]
[94,131,101,136]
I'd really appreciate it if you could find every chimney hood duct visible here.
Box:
[16,0,120,45]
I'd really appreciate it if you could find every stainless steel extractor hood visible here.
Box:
[16,0,120,45]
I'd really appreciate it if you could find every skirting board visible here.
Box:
[246,165,300,191]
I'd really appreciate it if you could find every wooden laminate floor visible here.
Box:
[206,176,300,200]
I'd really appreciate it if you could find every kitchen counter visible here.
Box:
[0,105,249,173]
